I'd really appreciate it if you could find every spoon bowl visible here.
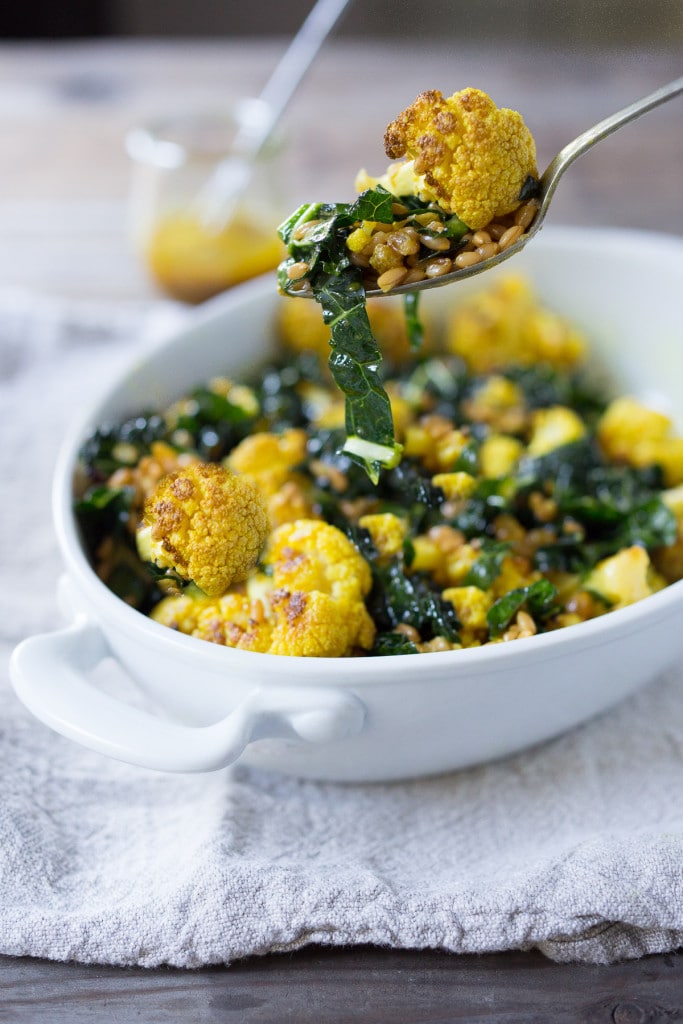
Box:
[357,76,683,298]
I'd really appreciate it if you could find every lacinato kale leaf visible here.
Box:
[75,485,162,611]
[403,293,424,351]
[487,579,558,636]
[517,436,676,571]
[371,632,419,656]
[462,540,510,590]
[74,485,134,548]
[278,188,431,481]
[368,558,460,643]
[318,268,401,482]
[348,186,395,223]
[79,413,167,481]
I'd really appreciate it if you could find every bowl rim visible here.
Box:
[53,225,683,682]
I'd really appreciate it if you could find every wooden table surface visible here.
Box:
[1,38,683,1020]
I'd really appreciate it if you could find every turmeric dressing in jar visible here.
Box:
[127,107,285,304]
[145,212,283,304]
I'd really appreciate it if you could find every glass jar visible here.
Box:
[126,102,286,303]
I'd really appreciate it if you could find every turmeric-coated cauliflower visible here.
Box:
[137,462,269,597]
[446,276,586,373]
[150,519,376,657]
[583,545,666,610]
[382,87,537,230]
[597,397,683,486]
[226,429,308,496]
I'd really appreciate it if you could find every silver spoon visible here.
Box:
[360,75,683,298]
[196,0,351,232]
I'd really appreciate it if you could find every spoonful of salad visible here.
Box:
[279,79,683,300]
[277,80,683,480]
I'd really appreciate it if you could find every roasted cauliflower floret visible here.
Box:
[584,545,666,610]
[266,519,372,603]
[137,462,269,598]
[527,406,587,457]
[446,276,586,373]
[226,429,308,495]
[442,585,493,644]
[150,519,376,657]
[479,434,524,478]
[382,88,537,230]
[225,429,315,525]
[358,512,408,559]
[263,519,375,655]
[597,397,683,486]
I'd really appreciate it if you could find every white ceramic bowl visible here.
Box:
[10,226,683,781]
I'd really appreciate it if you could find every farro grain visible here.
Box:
[424,257,453,278]
[455,250,483,268]
[377,266,409,292]
[498,224,524,250]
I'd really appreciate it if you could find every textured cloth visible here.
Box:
[2,288,683,968]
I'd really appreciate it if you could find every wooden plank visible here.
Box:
[1,947,683,1023]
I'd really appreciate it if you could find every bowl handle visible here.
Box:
[9,616,366,773]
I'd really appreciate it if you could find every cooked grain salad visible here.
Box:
[76,276,683,658]
[277,87,541,479]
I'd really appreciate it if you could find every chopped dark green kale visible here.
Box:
[487,579,558,636]
[278,190,407,482]
[518,174,541,202]
[515,438,677,572]
[403,293,424,352]
[368,557,460,644]
[462,540,510,590]
[79,414,167,481]
[371,632,419,656]
[74,486,163,611]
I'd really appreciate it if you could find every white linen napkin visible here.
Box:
[2,288,683,968]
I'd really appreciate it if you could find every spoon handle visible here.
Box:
[255,0,352,151]
[539,76,683,215]
[198,0,351,230]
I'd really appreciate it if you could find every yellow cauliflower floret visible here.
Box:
[446,276,586,373]
[584,545,666,610]
[409,535,441,573]
[382,88,537,229]
[355,160,422,200]
[150,591,211,634]
[266,519,371,603]
[463,375,526,431]
[527,406,586,457]
[398,416,470,474]
[226,429,308,495]
[358,512,408,558]
[442,585,493,643]
[433,542,480,587]
[597,397,671,461]
[479,435,524,478]
[268,588,375,658]
[431,472,477,502]
[597,397,683,485]
[490,555,541,599]
[151,519,376,657]
[137,462,269,598]
[152,591,274,651]
[265,519,376,655]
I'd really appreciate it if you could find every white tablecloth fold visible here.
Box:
[2,289,682,968]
